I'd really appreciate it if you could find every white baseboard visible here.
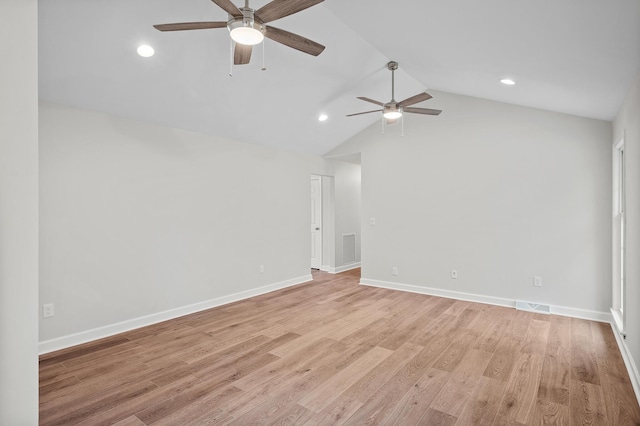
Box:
[550,304,612,323]
[611,323,640,407]
[328,262,361,274]
[359,278,612,323]
[39,274,312,355]
[360,278,514,308]
[610,308,625,336]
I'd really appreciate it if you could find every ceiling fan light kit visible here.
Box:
[228,7,264,45]
[383,107,402,120]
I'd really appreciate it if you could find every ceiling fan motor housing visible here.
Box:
[227,8,265,41]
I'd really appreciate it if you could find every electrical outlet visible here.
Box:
[451,270,458,279]
[392,266,398,276]
[533,276,542,287]
[259,264,264,273]
[43,303,55,318]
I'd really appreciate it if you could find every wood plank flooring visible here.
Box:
[39,269,640,425]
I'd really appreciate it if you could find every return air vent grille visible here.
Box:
[342,233,356,264]
[515,300,550,314]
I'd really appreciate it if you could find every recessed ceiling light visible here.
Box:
[137,45,155,58]
[318,114,328,122]
[500,78,516,85]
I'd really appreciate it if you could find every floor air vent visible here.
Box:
[515,300,551,314]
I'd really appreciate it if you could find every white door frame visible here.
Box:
[310,175,322,269]
[612,134,626,334]
[309,174,335,272]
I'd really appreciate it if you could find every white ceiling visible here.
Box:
[39,0,640,156]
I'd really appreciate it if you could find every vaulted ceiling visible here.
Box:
[39,0,640,156]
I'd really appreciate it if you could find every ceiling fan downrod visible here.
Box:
[388,61,398,102]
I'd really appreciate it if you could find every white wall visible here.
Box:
[331,90,612,316]
[39,103,333,347]
[333,161,362,269]
[613,72,640,393]
[0,0,39,423]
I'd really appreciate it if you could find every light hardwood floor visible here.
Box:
[39,269,640,425]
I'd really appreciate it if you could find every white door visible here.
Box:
[310,176,322,269]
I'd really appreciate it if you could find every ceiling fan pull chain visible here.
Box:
[229,39,233,77]
[261,40,266,71]
[401,114,404,137]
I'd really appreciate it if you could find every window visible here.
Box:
[612,136,626,333]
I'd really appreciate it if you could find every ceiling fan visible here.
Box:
[347,61,442,124]
[154,0,325,65]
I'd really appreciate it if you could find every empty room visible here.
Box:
[2,0,640,424]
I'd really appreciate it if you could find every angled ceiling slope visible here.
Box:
[39,0,640,156]
[326,0,640,122]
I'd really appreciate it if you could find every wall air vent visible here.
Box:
[515,300,551,314]
[342,233,356,264]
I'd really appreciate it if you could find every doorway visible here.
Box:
[310,162,361,274]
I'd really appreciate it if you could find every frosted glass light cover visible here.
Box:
[230,27,264,46]
[383,111,402,119]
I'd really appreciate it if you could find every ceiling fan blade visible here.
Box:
[403,107,442,116]
[264,26,325,56]
[211,0,242,16]
[346,109,382,117]
[154,22,227,32]
[256,0,324,23]
[234,43,252,65]
[397,92,433,108]
[357,96,384,106]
